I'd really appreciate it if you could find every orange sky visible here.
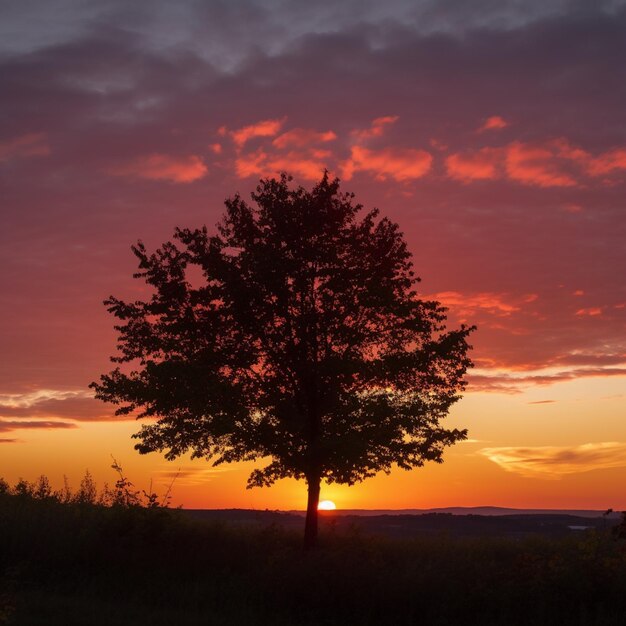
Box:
[1,0,625,511]
[2,365,625,511]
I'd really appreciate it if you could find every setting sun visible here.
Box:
[318,500,336,511]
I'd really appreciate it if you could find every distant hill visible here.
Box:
[182,507,622,539]
[299,506,622,519]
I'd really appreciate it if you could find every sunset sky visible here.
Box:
[1,0,625,511]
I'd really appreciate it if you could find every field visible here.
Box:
[1,480,626,626]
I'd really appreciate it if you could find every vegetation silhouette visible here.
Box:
[91,172,474,548]
[2,475,626,625]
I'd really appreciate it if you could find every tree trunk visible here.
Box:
[303,474,321,550]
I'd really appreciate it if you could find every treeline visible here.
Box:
[0,460,173,509]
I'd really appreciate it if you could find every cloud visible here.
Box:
[235,148,327,180]
[0,133,50,162]
[108,153,208,183]
[1,0,622,65]
[262,153,328,180]
[0,0,625,395]
[152,464,233,486]
[0,388,98,434]
[431,291,536,317]
[351,116,399,140]
[445,148,502,182]
[479,442,626,479]
[272,128,337,149]
[576,307,603,317]
[477,116,509,133]
[233,117,432,184]
[224,118,626,189]
[0,389,91,408]
[0,438,19,444]
[0,389,114,421]
[530,140,626,182]
[342,145,432,182]
[445,139,626,187]
[234,149,268,178]
[557,353,626,367]
[505,141,578,187]
[587,148,626,176]
[231,118,285,147]
[434,285,626,373]
[468,367,626,393]
[528,400,555,404]
[0,419,77,433]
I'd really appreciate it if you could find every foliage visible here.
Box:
[75,470,97,505]
[0,462,171,510]
[1,485,626,625]
[615,512,626,539]
[91,173,474,544]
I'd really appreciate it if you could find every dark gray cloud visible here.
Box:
[2,0,624,66]
[468,367,626,394]
[0,420,78,433]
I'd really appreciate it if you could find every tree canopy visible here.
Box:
[91,172,474,547]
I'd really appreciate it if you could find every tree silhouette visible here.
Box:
[91,173,474,548]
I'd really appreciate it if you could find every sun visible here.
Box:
[318,500,336,511]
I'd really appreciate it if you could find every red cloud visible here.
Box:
[264,154,327,180]
[342,145,432,182]
[445,147,502,182]
[530,139,626,181]
[235,149,326,180]
[505,141,578,187]
[586,148,626,176]
[477,116,509,133]
[231,118,285,147]
[445,138,626,187]
[109,154,207,183]
[272,128,337,149]
[468,367,626,394]
[0,133,50,162]
[431,291,537,317]
[352,116,399,140]
[234,149,267,178]
[576,307,603,317]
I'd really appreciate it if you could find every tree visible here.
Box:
[91,172,474,548]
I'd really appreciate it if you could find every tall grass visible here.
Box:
[1,472,626,625]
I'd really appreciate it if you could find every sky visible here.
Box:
[1,0,625,511]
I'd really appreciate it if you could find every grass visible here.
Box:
[1,476,626,625]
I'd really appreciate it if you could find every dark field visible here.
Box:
[183,508,621,539]
[2,491,626,625]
